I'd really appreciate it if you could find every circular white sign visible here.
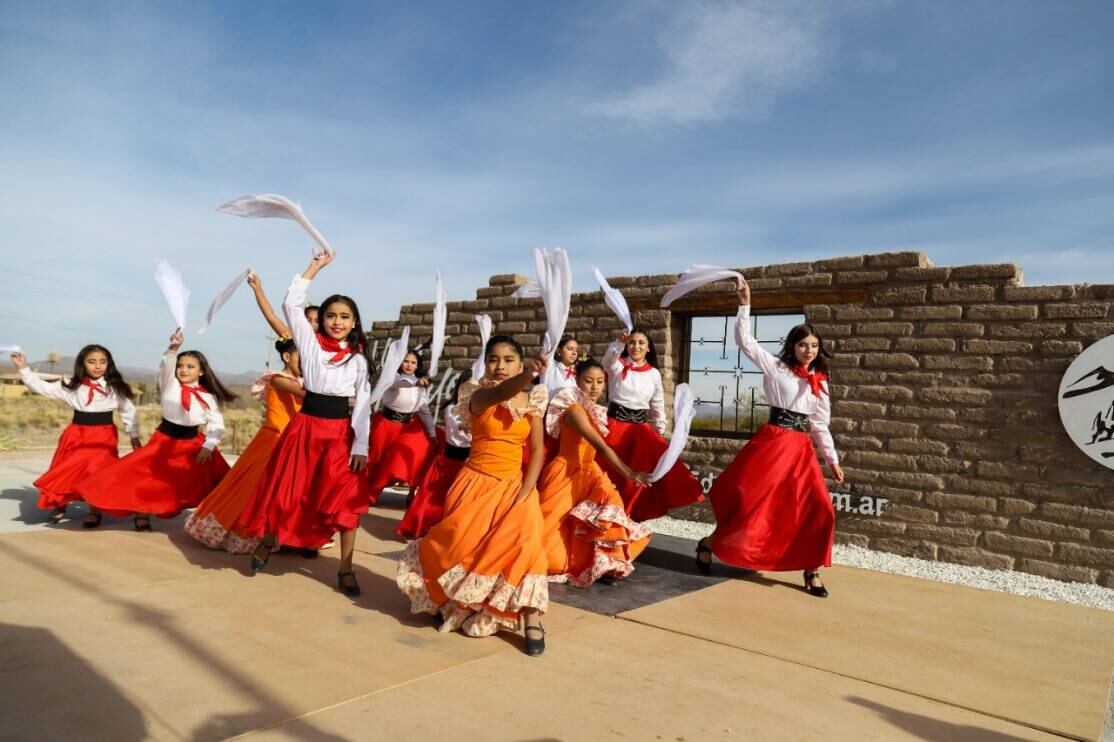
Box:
[1058,334,1114,470]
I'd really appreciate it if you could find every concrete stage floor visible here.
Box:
[1,453,1112,741]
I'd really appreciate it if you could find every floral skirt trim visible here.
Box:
[560,501,652,588]
[183,512,260,554]
[397,539,549,637]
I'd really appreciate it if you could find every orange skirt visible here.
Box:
[183,425,282,553]
[75,430,229,518]
[396,464,548,637]
[35,422,120,510]
[538,457,651,587]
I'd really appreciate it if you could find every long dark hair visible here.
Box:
[317,294,373,369]
[777,324,831,374]
[575,357,605,378]
[485,334,524,360]
[404,340,430,378]
[178,350,239,405]
[63,344,135,401]
[620,328,659,369]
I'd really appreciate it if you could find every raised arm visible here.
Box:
[469,352,550,414]
[248,273,291,338]
[733,279,780,376]
[284,253,334,353]
[564,406,650,485]
[11,352,69,401]
[602,333,626,376]
[160,329,183,393]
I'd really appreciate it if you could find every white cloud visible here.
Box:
[588,1,829,125]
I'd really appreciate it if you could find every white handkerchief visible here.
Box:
[431,368,459,424]
[154,259,190,331]
[0,345,22,354]
[592,266,633,333]
[649,383,697,483]
[217,194,334,257]
[428,271,448,377]
[534,247,572,354]
[198,268,250,334]
[472,314,493,381]
[512,280,542,299]
[370,326,411,405]
[660,265,744,308]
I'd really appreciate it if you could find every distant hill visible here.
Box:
[1,356,262,386]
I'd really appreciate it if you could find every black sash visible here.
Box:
[72,410,114,426]
[768,406,810,432]
[158,418,199,439]
[444,444,471,462]
[302,391,351,420]
[380,407,415,424]
[607,403,649,424]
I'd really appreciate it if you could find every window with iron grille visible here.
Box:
[683,311,806,439]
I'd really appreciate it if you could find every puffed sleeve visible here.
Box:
[808,381,839,468]
[544,386,580,439]
[734,305,780,377]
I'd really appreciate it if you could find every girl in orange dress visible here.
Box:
[184,336,303,553]
[538,358,653,587]
[397,335,551,656]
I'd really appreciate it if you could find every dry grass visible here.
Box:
[0,396,264,453]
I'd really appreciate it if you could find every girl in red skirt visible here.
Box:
[396,370,472,539]
[75,330,235,531]
[366,349,436,504]
[696,279,845,597]
[240,252,373,598]
[598,330,704,521]
[10,346,141,527]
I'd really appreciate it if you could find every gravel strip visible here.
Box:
[644,516,1114,612]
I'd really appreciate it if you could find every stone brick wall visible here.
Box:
[369,251,1114,586]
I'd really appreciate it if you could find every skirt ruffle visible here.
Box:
[396,464,548,637]
[236,412,369,549]
[34,423,120,510]
[75,430,229,518]
[708,424,834,572]
[538,457,651,587]
[599,419,704,521]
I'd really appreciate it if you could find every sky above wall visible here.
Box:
[1,1,1112,373]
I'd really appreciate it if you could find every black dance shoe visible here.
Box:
[250,541,273,572]
[803,571,829,598]
[82,512,103,529]
[133,515,153,532]
[337,570,361,597]
[695,538,713,576]
[48,507,66,524]
[524,623,546,657]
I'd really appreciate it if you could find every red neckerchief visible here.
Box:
[316,332,357,363]
[619,357,654,381]
[180,384,211,412]
[791,365,828,397]
[564,365,576,379]
[81,378,109,405]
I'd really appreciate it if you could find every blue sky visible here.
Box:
[1,1,1112,374]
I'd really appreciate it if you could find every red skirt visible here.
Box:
[75,430,230,518]
[396,433,466,539]
[236,412,369,549]
[708,424,834,571]
[35,423,120,509]
[366,413,435,504]
[599,419,704,522]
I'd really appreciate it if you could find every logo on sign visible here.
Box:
[1058,334,1114,470]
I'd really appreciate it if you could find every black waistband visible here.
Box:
[158,418,199,439]
[768,406,810,432]
[444,444,471,462]
[302,391,351,419]
[72,410,114,426]
[608,403,648,424]
[379,407,415,424]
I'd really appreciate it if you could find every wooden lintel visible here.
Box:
[628,288,870,314]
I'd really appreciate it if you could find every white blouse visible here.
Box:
[602,340,667,435]
[381,374,435,437]
[542,360,579,400]
[734,305,839,467]
[19,368,140,438]
[158,351,224,451]
[442,407,471,448]
[284,275,372,457]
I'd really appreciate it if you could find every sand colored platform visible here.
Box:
[620,568,1114,741]
[0,453,1111,740]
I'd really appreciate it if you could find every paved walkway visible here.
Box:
[1,453,1112,741]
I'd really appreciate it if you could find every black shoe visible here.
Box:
[695,538,713,576]
[597,573,620,586]
[298,548,319,559]
[82,512,103,529]
[524,623,546,657]
[804,571,828,599]
[133,515,153,532]
[250,541,273,572]
[47,507,66,524]
[337,570,361,597]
